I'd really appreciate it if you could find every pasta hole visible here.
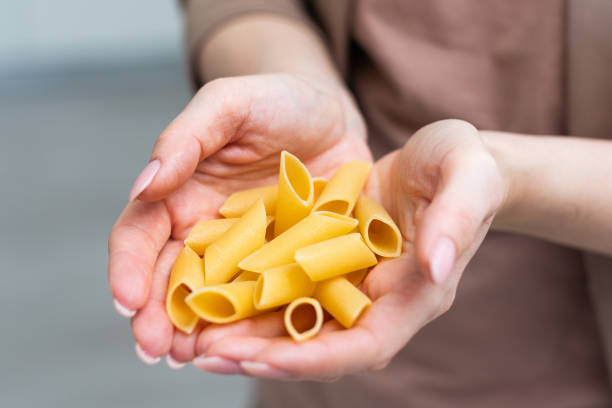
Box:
[290,303,317,334]
[285,154,312,202]
[193,292,236,319]
[254,278,264,307]
[316,200,349,215]
[367,219,399,255]
[170,284,194,326]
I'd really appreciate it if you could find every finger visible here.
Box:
[135,78,254,201]
[167,321,206,367]
[108,200,171,313]
[411,121,503,285]
[195,311,286,357]
[207,256,444,380]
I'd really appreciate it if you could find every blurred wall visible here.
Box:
[0,0,183,75]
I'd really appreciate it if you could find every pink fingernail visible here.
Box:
[113,298,136,318]
[134,343,160,365]
[129,159,160,202]
[166,354,186,370]
[430,237,455,284]
[193,355,242,375]
[240,361,290,379]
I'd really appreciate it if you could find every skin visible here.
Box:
[108,14,612,379]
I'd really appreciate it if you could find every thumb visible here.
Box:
[416,149,503,285]
[129,79,251,202]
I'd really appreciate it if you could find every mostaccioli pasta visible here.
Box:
[312,160,372,215]
[284,297,324,342]
[205,199,267,285]
[295,233,378,282]
[165,246,205,334]
[274,151,314,235]
[354,196,402,257]
[164,150,402,341]
[238,211,358,273]
[218,184,277,218]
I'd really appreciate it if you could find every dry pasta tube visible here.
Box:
[284,297,323,342]
[239,211,358,273]
[184,218,238,256]
[165,246,205,334]
[205,199,267,285]
[345,268,368,286]
[295,233,378,281]
[312,177,328,201]
[186,281,261,324]
[354,195,402,257]
[232,270,260,282]
[312,161,372,215]
[274,151,314,235]
[254,263,316,310]
[314,277,371,329]
[219,184,277,218]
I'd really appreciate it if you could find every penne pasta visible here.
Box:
[295,233,378,281]
[165,246,205,334]
[232,270,260,282]
[184,218,238,256]
[284,297,323,342]
[238,211,358,273]
[345,268,369,286]
[312,177,328,201]
[254,263,316,309]
[354,196,402,257]
[186,280,261,324]
[274,151,314,235]
[314,277,371,329]
[218,184,277,218]
[312,161,372,215]
[205,199,267,285]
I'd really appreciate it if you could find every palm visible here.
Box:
[109,72,372,364]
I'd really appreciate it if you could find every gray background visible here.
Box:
[0,1,251,407]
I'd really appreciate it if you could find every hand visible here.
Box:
[191,119,508,380]
[107,73,371,366]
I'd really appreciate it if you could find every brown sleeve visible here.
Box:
[181,0,316,89]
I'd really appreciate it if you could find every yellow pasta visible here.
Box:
[232,270,260,282]
[312,161,372,215]
[205,199,267,285]
[274,151,314,235]
[314,277,371,329]
[238,211,358,273]
[312,177,328,201]
[186,281,260,324]
[295,233,378,281]
[165,246,205,334]
[218,184,277,218]
[345,268,369,286]
[184,218,238,256]
[284,297,323,342]
[354,196,402,257]
[254,263,316,309]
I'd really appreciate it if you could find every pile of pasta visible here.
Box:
[166,151,402,342]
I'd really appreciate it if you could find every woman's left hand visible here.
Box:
[191,119,508,380]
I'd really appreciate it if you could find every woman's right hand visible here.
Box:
[107,72,372,367]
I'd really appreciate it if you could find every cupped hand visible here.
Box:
[191,119,508,380]
[107,73,371,366]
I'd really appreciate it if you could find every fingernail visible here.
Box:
[166,354,186,370]
[129,159,160,202]
[193,355,242,375]
[430,237,455,285]
[134,343,160,365]
[240,361,290,379]
[113,298,136,318]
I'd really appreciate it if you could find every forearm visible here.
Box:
[200,14,341,85]
[485,131,612,255]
